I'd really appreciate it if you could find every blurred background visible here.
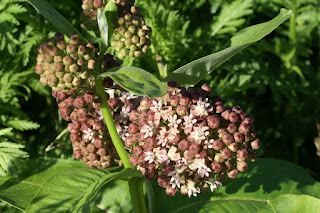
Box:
[0,0,319,210]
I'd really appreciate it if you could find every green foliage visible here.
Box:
[211,0,254,37]
[163,9,292,87]
[0,0,27,55]
[101,66,167,97]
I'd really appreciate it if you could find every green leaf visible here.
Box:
[97,8,109,46]
[7,120,40,131]
[26,0,84,39]
[101,66,167,97]
[95,180,133,213]
[0,128,12,136]
[104,1,118,41]
[152,158,320,213]
[25,168,143,213]
[163,8,292,87]
[0,158,87,210]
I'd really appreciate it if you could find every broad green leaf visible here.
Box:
[95,180,133,213]
[153,158,320,213]
[97,8,109,46]
[26,0,84,39]
[25,168,143,213]
[163,8,292,87]
[0,158,87,211]
[101,66,167,97]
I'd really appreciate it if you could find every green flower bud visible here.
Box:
[72,76,82,86]
[63,56,73,65]
[77,58,85,66]
[65,82,73,88]
[79,71,89,79]
[128,25,136,34]
[87,59,96,70]
[55,72,64,78]
[69,63,79,72]
[63,73,73,83]
[124,31,132,39]
[54,56,63,63]
[114,34,122,41]
[70,34,80,45]
[78,45,86,55]
[39,76,48,85]
[142,45,148,53]
[130,6,140,15]
[140,36,146,45]
[125,39,132,46]
[134,51,142,58]
[125,14,133,21]
[53,63,63,72]
[131,35,139,44]
[70,53,79,61]
[132,18,139,26]
[57,40,66,50]
[130,44,137,51]
[118,27,126,35]
[118,17,125,25]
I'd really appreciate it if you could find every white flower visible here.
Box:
[175,158,188,173]
[144,152,155,164]
[168,171,182,188]
[156,127,168,147]
[117,126,129,141]
[191,98,210,116]
[203,139,214,149]
[140,122,154,138]
[97,110,104,121]
[188,158,211,178]
[186,180,200,197]
[183,114,197,128]
[167,146,181,161]
[154,148,169,165]
[205,178,222,192]
[83,128,94,141]
[150,100,162,112]
[189,126,210,143]
[168,114,182,128]
[120,106,131,118]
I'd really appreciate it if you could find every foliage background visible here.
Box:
[0,0,319,211]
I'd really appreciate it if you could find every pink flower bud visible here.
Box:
[222,134,234,145]
[94,138,103,148]
[237,149,248,161]
[237,161,248,172]
[233,132,244,143]
[212,139,223,150]
[158,175,170,188]
[166,186,177,196]
[207,115,220,129]
[211,162,223,173]
[251,139,260,150]
[130,155,139,167]
[227,169,239,179]
[178,139,189,151]
[221,148,232,159]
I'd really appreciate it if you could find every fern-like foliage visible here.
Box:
[136,0,192,72]
[0,0,27,55]
[0,69,39,176]
[211,0,254,37]
[0,140,28,177]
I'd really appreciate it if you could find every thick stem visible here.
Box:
[95,75,133,169]
[94,47,147,213]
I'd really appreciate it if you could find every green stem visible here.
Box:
[95,46,147,213]
[95,75,133,169]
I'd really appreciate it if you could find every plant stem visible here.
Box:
[95,46,147,213]
[95,75,133,169]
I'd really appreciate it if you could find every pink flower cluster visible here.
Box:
[127,82,260,197]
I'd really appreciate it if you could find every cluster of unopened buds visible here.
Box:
[81,0,152,59]
[126,82,260,197]
[35,33,97,92]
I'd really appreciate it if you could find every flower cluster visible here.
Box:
[53,89,118,168]
[81,0,152,59]
[110,0,152,59]
[35,33,97,92]
[127,82,260,197]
